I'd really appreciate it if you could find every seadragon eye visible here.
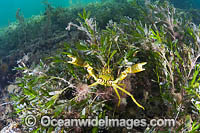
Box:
[122,72,127,76]
[97,79,103,83]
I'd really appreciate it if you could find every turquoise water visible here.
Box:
[1,0,200,27]
[0,0,98,27]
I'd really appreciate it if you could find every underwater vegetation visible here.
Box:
[0,0,139,56]
[0,0,200,132]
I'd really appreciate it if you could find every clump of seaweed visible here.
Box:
[4,1,200,132]
[128,1,200,131]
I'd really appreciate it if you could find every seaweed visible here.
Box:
[1,0,200,132]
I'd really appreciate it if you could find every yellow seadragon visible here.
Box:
[67,55,146,110]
